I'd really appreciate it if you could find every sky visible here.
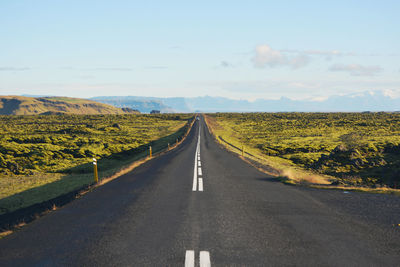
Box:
[0,0,399,100]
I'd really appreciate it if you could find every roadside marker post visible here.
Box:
[93,158,98,183]
[149,146,152,158]
[168,143,170,150]
[242,145,244,157]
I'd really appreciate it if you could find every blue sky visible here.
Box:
[0,0,399,100]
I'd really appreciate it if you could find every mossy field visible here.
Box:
[0,114,193,214]
[206,112,400,188]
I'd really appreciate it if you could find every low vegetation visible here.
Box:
[0,114,193,214]
[206,112,400,189]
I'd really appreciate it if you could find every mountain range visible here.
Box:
[91,91,400,113]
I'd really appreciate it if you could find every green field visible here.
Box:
[0,114,193,214]
[206,112,400,188]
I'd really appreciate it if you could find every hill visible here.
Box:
[0,96,140,115]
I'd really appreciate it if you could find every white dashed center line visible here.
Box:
[185,250,195,267]
[198,178,204,191]
[200,251,211,267]
[187,119,210,266]
[185,250,211,267]
[192,122,204,192]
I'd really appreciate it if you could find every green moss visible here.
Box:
[0,114,194,213]
[210,112,400,188]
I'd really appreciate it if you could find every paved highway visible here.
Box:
[1,116,400,266]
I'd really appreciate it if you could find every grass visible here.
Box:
[0,114,194,214]
[204,112,400,190]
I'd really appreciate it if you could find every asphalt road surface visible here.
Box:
[1,116,400,266]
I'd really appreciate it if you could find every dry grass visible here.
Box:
[280,169,331,185]
[0,230,13,239]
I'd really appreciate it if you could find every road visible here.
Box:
[1,116,400,266]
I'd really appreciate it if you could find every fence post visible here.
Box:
[93,158,98,183]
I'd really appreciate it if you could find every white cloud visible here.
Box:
[220,61,234,68]
[144,66,168,69]
[89,67,133,71]
[288,82,321,89]
[383,89,400,98]
[305,50,341,56]
[282,49,349,56]
[60,67,133,71]
[304,50,355,57]
[289,55,310,69]
[279,48,359,62]
[252,45,286,68]
[252,45,309,69]
[169,46,183,50]
[329,64,383,76]
[0,67,30,71]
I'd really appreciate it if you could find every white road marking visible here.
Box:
[192,123,201,191]
[198,161,201,167]
[198,167,202,176]
[192,162,197,191]
[185,250,195,267]
[198,178,203,191]
[200,251,211,267]
[185,250,211,266]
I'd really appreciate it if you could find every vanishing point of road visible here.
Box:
[1,116,400,266]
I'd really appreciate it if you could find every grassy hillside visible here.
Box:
[206,113,400,189]
[0,114,193,214]
[0,96,139,115]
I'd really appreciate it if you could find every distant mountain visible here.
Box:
[90,96,175,113]
[93,91,400,113]
[0,96,139,115]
